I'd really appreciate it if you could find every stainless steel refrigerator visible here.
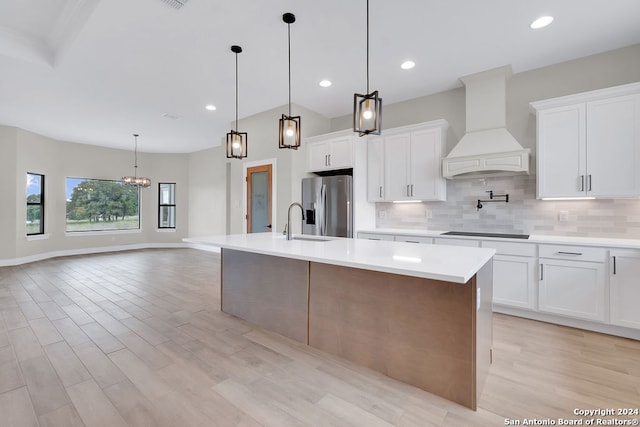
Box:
[302,175,353,238]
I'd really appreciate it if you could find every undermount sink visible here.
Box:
[442,231,530,239]
[291,236,334,242]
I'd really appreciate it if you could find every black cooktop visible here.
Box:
[442,231,530,239]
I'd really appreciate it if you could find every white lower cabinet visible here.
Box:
[394,235,433,244]
[357,232,394,241]
[538,245,606,322]
[610,249,640,329]
[433,238,480,247]
[481,241,537,310]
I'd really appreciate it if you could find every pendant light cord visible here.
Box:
[288,22,292,117]
[133,134,139,178]
[235,51,239,132]
[366,0,370,94]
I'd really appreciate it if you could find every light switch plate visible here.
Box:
[559,210,569,222]
[379,210,387,219]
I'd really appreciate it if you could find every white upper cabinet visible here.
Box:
[307,135,354,172]
[410,128,446,200]
[384,133,412,200]
[366,136,385,201]
[367,120,448,202]
[586,95,640,197]
[536,104,586,198]
[531,83,640,199]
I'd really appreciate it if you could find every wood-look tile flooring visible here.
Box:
[1,248,639,426]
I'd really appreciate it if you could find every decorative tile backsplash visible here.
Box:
[376,175,640,238]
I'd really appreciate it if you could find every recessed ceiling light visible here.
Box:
[400,60,415,70]
[530,16,554,29]
[319,80,332,87]
[205,104,216,111]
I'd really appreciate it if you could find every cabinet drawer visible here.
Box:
[482,241,536,257]
[433,238,481,248]
[394,235,433,244]
[539,244,607,262]
[357,232,394,241]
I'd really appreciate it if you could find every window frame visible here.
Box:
[65,177,141,233]
[26,172,45,236]
[158,182,176,229]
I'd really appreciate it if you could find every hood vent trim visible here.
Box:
[443,65,530,179]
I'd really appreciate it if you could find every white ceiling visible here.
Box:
[0,0,639,153]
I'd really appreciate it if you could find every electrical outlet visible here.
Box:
[379,210,387,220]
[425,209,432,219]
[559,210,569,222]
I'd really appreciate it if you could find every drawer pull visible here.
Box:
[556,251,583,256]
[405,240,419,243]
[612,256,617,275]
[540,263,544,280]
[367,238,380,241]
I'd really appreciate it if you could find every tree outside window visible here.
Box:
[66,178,139,232]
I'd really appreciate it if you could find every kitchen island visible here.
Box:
[184,233,495,410]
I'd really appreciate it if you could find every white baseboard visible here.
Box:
[0,242,201,267]
[185,243,221,254]
[494,305,640,340]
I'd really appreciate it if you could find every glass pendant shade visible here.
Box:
[226,45,248,159]
[353,90,382,136]
[122,134,151,188]
[226,129,248,159]
[278,12,301,150]
[279,114,301,149]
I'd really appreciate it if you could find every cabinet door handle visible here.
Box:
[410,184,414,197]
[540,263,544,280]
[328,154,331,166]
[406,184,410,197]
[580,175,584,192]
[379,186,382,198]
[588,174,592,192]
[612,256,617,275]
[556,251,583,256]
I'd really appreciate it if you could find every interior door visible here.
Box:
[246,164,272,233]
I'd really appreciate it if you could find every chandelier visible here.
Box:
[122,133,151,188]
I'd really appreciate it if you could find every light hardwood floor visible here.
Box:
[1,249,638,426]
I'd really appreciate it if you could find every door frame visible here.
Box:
[243,158,277,234]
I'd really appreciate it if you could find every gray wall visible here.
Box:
[1,126,191,263]
[336,43,640,237]
[0,126,18,260]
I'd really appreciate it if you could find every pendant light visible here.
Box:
[278,12,301,150]
[226,45,248,159]
[122,134,151,188]
[353,0,382,136]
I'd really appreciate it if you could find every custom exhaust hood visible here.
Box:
[442,65,530,179]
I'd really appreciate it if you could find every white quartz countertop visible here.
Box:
[184,233,495,284]
[361,228,640,249]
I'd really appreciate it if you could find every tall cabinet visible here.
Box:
[367,120,448,202]
[531,83,640,199]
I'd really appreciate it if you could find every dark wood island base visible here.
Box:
[220,248,493,410]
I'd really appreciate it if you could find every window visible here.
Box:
[66,177,139,232]
[27,173,44,235]
[158,183,176,229]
